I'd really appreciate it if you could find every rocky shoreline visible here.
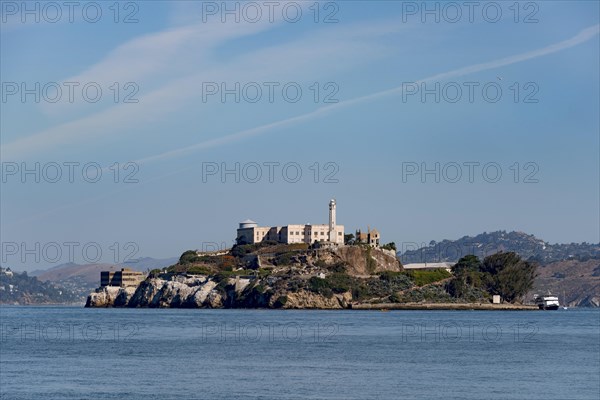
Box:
[85,274,353,309]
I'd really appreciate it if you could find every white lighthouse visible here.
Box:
[328,198,336,242]
[236,199,344,245]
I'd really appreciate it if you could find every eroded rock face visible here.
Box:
[114,287,136,307]
[335,246,402,275]
[155,281,194,307]
[185,281,217,307]
[85,245,403,309]
[281,290,343,309]
[576,295,600,308]
[206,290,223,308]
[129,278,163,307]
[85,286,123,307]
[86,275,229,308]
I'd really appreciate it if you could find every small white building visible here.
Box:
[236,199,345,245]
[402,263,453,273]
[1,267,14,277]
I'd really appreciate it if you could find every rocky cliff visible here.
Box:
[86,274,352,309]
[86,245,402,309]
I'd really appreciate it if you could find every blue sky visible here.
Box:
[1,1,599,269]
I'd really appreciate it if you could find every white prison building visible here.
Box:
[236,199,345,245]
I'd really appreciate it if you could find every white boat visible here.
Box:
[534,293,560,310]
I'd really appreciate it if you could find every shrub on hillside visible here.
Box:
[407,268,451,286]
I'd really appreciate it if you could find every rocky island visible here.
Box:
[86,201,540,309]
[86,242,537,309]
[86,243,402,308]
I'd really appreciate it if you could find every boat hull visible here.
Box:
[538,304,559,310]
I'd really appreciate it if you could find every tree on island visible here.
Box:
[344,233,355,245]
[481,252,538,303]
[381,242,397,251]
[447,252,537,303]
[446,255,483,299]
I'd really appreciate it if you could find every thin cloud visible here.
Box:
[1,18,397,159]
[134,24,600,165]
[5,24,598,228]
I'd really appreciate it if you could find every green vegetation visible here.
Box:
[274,252,295,266]
[381,242,397,251]
[187,266,212,275]
[307,273,361,298]
[273,295,288,308]
[344,233,355,245]
[257,268,273,277]
[231,241,278,257]
[175,244,536,307]
[446,252,537,303]
[179,250,200,264]
[231,244,256,258]
[329,261,348,273]
[379,270,410,284]
[308,276,334,298]
[392,285,455,303]
[305,272,411,302]
[285,243,310,251]
[481,252,537,302]
[214,269,257,280]
[406,268,452,286]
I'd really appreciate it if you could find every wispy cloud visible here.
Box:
[2,19,597,161]
[5,24,598,228]
[133,24,600,165]
[1,17,399,159]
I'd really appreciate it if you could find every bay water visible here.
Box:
[1,307,598,399]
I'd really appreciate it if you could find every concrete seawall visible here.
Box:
[350,302,539,310]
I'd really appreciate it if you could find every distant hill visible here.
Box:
[0,267,80,305]
[398,231,600,264]
[529,258,600,308]
[32,257,177,300]
[120,257,179,271]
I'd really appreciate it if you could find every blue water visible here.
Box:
[1,307,598,400]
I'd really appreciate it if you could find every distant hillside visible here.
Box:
[399,231,600,264]
[0,268,80,305]
[120,257,179,271]
[32,257,177,300]
[529,258,600,308]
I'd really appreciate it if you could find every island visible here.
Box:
[86,200,538,310]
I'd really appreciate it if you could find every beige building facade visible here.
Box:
[237,199,345,245]
[356,228,381,247]
[100,268,145,288]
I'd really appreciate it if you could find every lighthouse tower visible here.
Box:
[328,199,336,242]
